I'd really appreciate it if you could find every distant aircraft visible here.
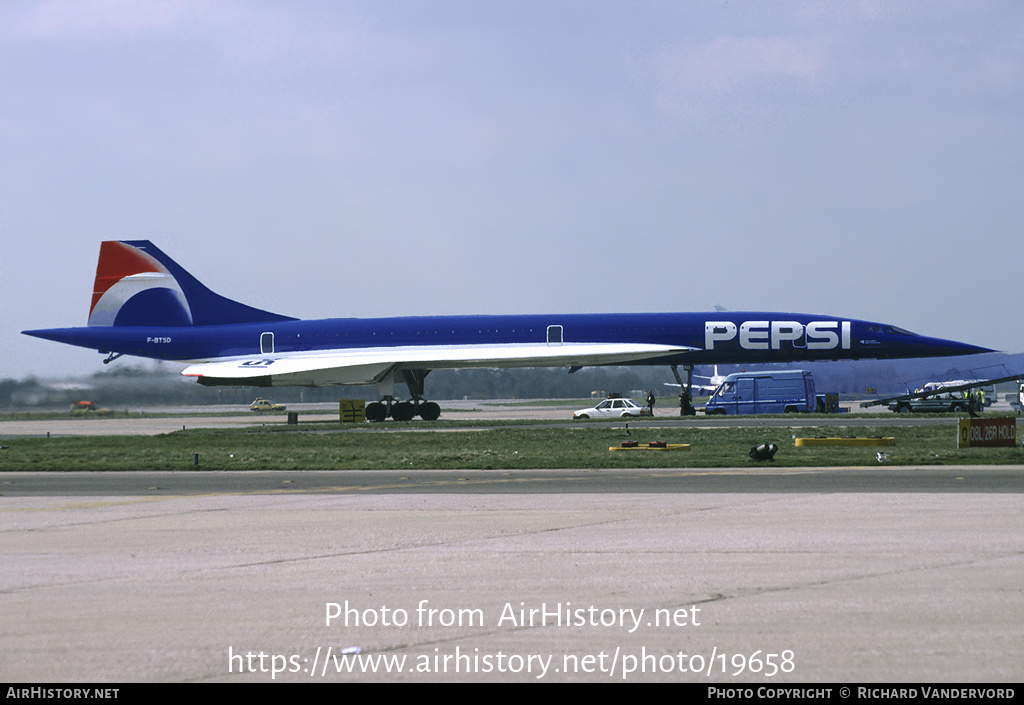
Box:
[665,364,727,395]
[23,241,994,421]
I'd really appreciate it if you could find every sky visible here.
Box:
[2,0,1022,379]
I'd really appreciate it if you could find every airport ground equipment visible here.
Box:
[610,441,690,451]
[860,373,1024,414]
[887,397,968,413]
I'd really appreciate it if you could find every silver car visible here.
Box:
[573,398,651,419]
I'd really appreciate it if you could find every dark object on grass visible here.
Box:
[749,443,779,461]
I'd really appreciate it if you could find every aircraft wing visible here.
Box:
[181,342,698,387]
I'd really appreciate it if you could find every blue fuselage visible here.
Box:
[25,311,991,366]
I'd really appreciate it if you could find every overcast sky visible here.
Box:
[3,0,1022,379]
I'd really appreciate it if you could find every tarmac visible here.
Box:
[1,402,1022,683]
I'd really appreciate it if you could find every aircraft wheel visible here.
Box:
[365,402,387,422]
[419,401,441,421]
[391,402,415,422]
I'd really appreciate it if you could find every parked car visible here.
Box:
[250,398,286,412]
[573,397,650,419]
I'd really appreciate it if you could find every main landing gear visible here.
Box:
[365,397,441,422]
[364,369,441,422]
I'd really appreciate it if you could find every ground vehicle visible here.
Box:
[704,370,815,415]
[250,398,286,412]
[887,382,972,413]
[888,397,970,413]
[573,397,651,419]
[70,400,112,415]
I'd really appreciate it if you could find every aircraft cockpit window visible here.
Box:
[866,325,916,336]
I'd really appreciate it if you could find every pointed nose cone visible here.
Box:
[916,335,995,358]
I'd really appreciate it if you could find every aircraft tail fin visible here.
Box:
[87,240,295,327]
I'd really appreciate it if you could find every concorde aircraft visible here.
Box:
[23,240,993,421]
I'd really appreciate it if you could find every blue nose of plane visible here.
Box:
[857,320,995,359]
[910,335,995,359]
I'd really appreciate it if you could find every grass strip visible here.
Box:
[1,422,1021,471]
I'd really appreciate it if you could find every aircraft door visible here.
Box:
[261,332,274,354]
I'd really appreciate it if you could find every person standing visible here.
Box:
[646,390,656,416]
[679,389,694,416]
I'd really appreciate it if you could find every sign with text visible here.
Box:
[339,399,366,423]
[957,417,1018,448]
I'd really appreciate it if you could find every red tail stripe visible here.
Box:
[89,241,162,316]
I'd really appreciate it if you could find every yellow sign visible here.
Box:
[339,399,366,423]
